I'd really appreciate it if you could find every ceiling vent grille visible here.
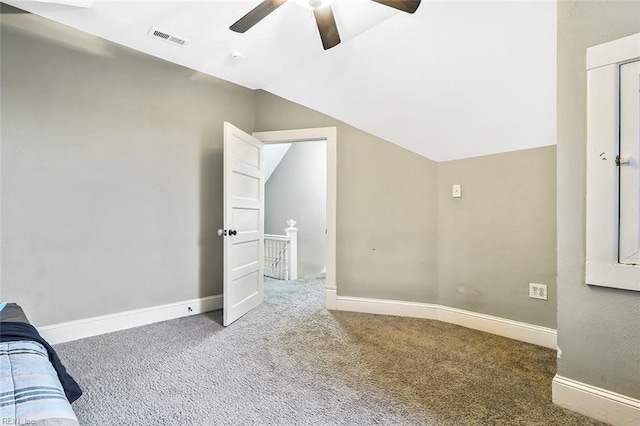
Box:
[148,27,188,47]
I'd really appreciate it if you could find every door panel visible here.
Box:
[228,271,261,306]
[233,208,260,232]
[223,122,264,326]
[232,172,261,199]
[232,241,261,270]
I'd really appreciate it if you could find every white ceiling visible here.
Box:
[4,0,557,161]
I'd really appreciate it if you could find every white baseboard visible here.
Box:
[38,295,223,345]
[335,295,557,349]
[553,375,640,426]
[437,305,557,349]
[40,291,556,350]
[325,287,337,310]
[336,296,439,319]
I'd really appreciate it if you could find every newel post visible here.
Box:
[285,219,298,280]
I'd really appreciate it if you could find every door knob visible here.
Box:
[217,229,227,237]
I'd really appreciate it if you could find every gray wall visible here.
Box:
[265,141,327,277]
[0,10,254,325]
[438,147,557,328]
[255,91,440,303]
[255,91,559,328]
[557,1,640,398]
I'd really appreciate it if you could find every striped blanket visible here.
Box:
[0,341,79,425]
[0,340,79,425]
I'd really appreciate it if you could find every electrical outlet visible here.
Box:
[529,283,548,300]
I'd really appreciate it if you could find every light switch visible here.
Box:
[452,184,462,198]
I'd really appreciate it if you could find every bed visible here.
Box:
[0,303,82,425]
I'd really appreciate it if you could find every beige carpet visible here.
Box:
[55,275,604,425]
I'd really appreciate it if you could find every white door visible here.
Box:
[619,60,640,265]
[222,122,264,326]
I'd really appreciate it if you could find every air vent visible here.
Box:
[148,27,188,47]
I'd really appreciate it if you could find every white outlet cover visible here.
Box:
[452,184,462,198]
[529,283,548,300]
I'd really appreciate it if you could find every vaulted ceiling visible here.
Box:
[4,0,557,161]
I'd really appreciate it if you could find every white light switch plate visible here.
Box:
[452,184,461,198]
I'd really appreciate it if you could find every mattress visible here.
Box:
[0,303,30,323]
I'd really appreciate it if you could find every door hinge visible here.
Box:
[616,154,631,166]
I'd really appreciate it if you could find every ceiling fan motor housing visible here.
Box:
[230,0,421,50]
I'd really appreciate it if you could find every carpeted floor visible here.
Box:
[55,276,604,425]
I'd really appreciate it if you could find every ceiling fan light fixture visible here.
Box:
[297,0,334,10]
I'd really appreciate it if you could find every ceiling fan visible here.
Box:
[229,0,421,50]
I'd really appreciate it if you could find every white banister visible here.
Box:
[264,219,298,280]
[264,234,288,280]
[285,219,298,280]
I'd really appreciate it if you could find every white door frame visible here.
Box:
[253,127,337,309]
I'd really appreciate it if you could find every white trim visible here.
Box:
[37,295,223,345]
[335,295,557,349]
[586,33,640,70]
[553,375,640,426]
[325,288,337,310]
[253,127,338,310]
[586,262,640,292]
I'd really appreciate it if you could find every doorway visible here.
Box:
[264,139,326,280]
[253,127,337,310]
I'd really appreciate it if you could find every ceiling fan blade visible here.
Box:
[230,0,288,33]
[313,5,341,50]
[370,0,421,14]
